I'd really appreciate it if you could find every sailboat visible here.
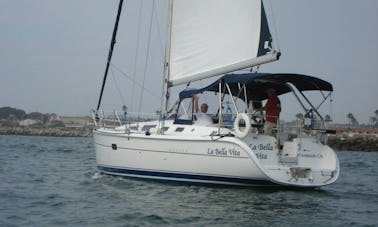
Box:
[93,0,339,187]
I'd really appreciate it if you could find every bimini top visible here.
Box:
[179,73,333,101]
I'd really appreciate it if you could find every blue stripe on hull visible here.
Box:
[97,165,277,186]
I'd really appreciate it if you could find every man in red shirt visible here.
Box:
[261,88,281,136]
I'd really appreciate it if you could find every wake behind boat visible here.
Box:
[92,0,339,187]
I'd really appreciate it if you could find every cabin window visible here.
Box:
[142,125,156,131]
[130,126,138,130]
[175,127,185,132]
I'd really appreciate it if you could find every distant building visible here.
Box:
[59,116,91,128]
[49,113,59,121]
[19,119,39,127]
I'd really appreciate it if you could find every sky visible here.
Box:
[0,0,377,124]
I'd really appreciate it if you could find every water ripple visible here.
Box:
[0,135,377,226]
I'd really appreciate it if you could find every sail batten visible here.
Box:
[168,0,278,86]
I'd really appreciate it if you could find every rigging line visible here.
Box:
[110,63,161,100]
[199,80,208,103]
[153,3,165,59]
[96,0,124,112]
[330,93,334,121]
[130,0,144,113]
[268,0,280,52]
[315,92,332,111]
[137,0,156,119]
[110,67,126,105]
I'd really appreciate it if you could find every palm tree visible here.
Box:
[351,116,358,126]
[375,109,378,118]
[324,114,332,122]
[371,116,377,127]
[346,113,353,126]
[296,113,304,120]
[346,113,358,127]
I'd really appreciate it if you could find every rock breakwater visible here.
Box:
[0,127,92,137]
[328,135,378,152]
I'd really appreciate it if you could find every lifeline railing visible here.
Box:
[277,118,329,144]
[91,109,159,129]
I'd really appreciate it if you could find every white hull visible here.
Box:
[93,121,339,187]
[93,0,338,188]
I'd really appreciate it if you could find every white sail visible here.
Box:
[168,0,278,86]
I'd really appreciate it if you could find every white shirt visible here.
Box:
[196,112,213,126]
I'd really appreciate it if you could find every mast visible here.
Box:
[96,0,124,112]
[161,0,173,121]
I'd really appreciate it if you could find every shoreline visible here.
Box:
[327,134,377,152]
[0,126,92,138]
[1,127,377,152]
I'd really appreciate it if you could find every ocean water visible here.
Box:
[0,135,377,226]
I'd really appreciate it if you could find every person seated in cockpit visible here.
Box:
[193,95,213,125]
[260,88,281,136]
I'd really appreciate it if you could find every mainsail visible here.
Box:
[168,0,279,86]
